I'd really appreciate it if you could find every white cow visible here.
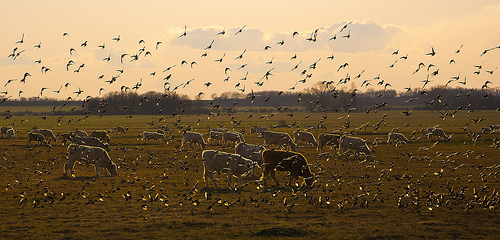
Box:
[202,150,253,189]
[387,132,410,146]
[427,128,451,141]
[338,136,372,159]
[32,129,57,142]
[142,131,165,143]
[222,131,244,147]
[64,144,117,176]
[262,131,296,151]
[182,131,206,150]
[207,131,224,145]
[293,130,317,148]
[235,142,266,176]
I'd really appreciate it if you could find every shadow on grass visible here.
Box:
[252,226,314,237]
[55,175,114,181]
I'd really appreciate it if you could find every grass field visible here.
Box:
[0,110,499,239]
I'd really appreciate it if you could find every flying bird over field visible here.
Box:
[234,25,246,35]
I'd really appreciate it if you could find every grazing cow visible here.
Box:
[141,131,165,143]
[427,128,451,141]
[338,136,372,159]
[387,132,410,146]
[58,133,74,145]
[207,131,224,145]
[235,142,266,176]
[1,126,13,138]
[293,130,317,148]
[6,129,15,139]
[250,126,268,135]
[182,131,206,150]
[202,150,253,189]
[262,131,296,151]
[32,129,57,143]
[64,144,117,176]
[222,131,245,147]
[317,133,341,153]
[74,130,88,137]
[261,149,314,189]
[115,126,128,134]
[90,130,111,143]
[27,132,48,146]
[72,136,111,151]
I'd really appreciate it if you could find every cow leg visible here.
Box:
[270,170,279,187]
[227,173,233,189]
[94,161,100,176]
[64,158,77,176]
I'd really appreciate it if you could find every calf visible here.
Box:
[202,150,253,189]
[261,149,314,189]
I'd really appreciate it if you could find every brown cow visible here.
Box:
[261,149,314,189]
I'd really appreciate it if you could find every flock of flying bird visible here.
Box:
[3,22,500,115]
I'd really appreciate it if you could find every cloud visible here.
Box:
[485,4,500,12]
[167,20,403,54]
[0,54,37,66]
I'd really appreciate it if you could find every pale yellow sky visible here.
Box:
[1,0,499,100]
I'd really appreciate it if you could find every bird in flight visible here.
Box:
[426,47,436,56]
[16,33,25,44]
[178,25,187,38]
[235,25,246,35]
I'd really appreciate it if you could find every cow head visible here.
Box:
[107,162,118,175]
[103,143,111,152]
[360,145,372,157]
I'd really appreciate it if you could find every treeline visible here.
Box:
[2,84,499,116]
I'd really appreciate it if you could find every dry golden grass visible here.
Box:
[0,110,499,239]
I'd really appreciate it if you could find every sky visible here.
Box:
[1,0,499,100]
